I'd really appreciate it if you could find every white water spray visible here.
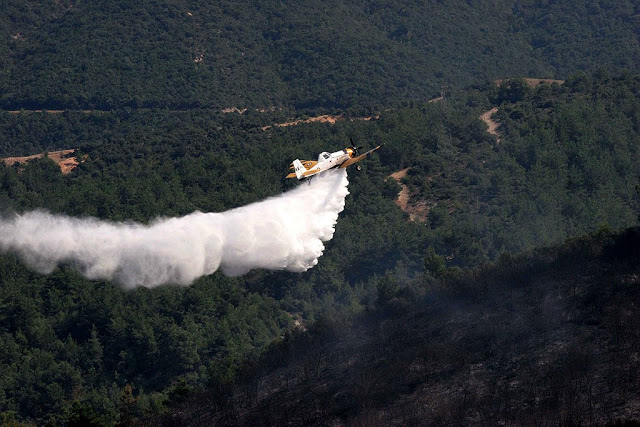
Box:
[0,170,349,288]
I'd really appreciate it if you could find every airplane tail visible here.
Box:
[292,159,305,180]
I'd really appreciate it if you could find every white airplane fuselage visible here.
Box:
[292,149,353,180]
[311,149,351,171]
[287,143,383,180]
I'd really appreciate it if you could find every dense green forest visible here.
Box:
[2,0,640,110]
[0,73,639,424]
[2,1,640,424]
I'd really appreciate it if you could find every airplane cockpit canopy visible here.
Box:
[318,152,331,162]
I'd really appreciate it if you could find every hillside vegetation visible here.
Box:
[2,1,640,110]
[165,227,640,425]
[2,1,640,424]
[0,72,639,424]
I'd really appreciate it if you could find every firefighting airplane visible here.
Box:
[286,140,384,180]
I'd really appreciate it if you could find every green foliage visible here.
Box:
[0,259,289,424]
[375,273,399,307]
[2,1,640,110]
[2,1,640,423]
[188,227,640,425]
[0,72,639,423]
[423,247,446,280]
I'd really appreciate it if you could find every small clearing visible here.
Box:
[2,149,80,174]
[7,109,65,114]
[480,107,501,143]
[494,78,565,88]
[262,114,380,131]
[482,78,564,143]
[279,114,342,127]
[388,168,428,222]
[6,110,94,114]
[221,107,282,114]
[390,168,411,211]
[221,107,248,114]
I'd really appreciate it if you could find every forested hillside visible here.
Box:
[164,227,640,425]
[2,1,640,424]
[2,0,640,110]
[0,72,639,424]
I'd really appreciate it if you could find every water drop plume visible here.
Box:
[0,169,349,288]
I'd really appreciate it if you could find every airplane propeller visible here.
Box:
[349,138,363,155]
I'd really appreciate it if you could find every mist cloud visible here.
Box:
[0,170,349,288]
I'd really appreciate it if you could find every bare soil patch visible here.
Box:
[494,78,565,88]
[390,168,411,211]
[480,107,501,143]
[388,168,428,222]
[221,107,248,114]
[6,110,94,114]
[262,114,380,131]
[2,149,80,174]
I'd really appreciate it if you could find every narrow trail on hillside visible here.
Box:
[389,168,428,222]
[480,107,501,143]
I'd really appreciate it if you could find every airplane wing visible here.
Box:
[339,144,384,169]
[285,169,319,179]
[289,160,317,170]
